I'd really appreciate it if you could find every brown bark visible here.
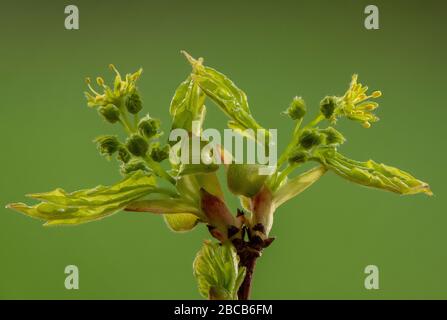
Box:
[234,233,265,300]
[237,250,259,300]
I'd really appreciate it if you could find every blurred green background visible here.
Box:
[0,0,445,299]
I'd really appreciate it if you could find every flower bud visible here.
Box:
[98,104,121,123]
[227,164,269,198]
[125,92,143,114]
[284,96,306,120]
[321,127,346,145]
[320,96,338,119]
[117,146,131,163]
[120,158,150,175]
[150,143,170,162]
[94,135,120,157]
[288,148,307,164]
[126,134,148,157]
[298,129,323,149]
[138,116,161,139]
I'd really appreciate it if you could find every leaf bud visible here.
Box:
[98,104,121,123]
[126,134,149,157]
[125,92,143,114]
[284,96,307,120]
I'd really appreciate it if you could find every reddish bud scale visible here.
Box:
[200,188,241,242]
[251,186,275,238]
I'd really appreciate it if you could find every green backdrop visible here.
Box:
[0,0,445,299]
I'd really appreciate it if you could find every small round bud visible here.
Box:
[138,116,161,139]
[321,127,346,145]
[98,104,121,123]
[285,96,307,120]
[120,159,150,175]
[299,129,323,149]
[320,96,338,119]
[94,135,120,157]
[126,134,149,157]
[125,92,143,114]
[117,146,131,164]
[227,164,269,198]
[150,144,170,162]
[288,149,307,164]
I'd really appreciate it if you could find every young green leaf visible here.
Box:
[273,166,327,208]
[170,77,206,135]
[7,171,156,226]
[182,51,264,134]
[320,151,432,195]
[193,240,246,300]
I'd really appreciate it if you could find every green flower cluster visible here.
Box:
[85,65,172,180]
[273,74,430,197]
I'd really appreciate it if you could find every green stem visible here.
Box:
[133,114,139,129]
[119,119,133,135]
[273,163,300,190]
[277,118,303,168]
[304,113,325,129]
[144,155,176,186]
[121,111,136,133]
[276,114,325,168]
[272,114,325,188]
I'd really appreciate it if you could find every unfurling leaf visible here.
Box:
[193,240,246,300]
[273,166,327,208]
[321,151,432,195]
[182,51,264,134]
[170,77,206,135]
[7,171,156,226]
